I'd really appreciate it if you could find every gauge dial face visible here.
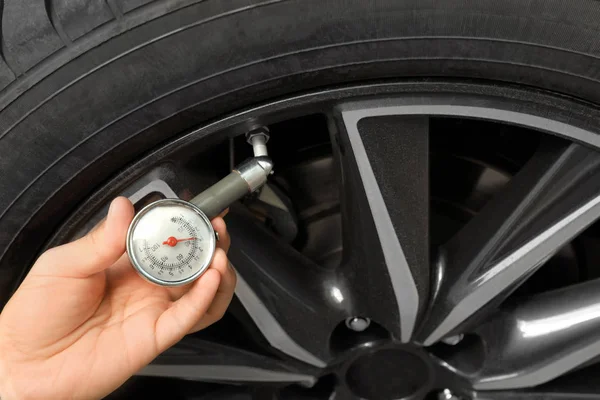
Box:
[127,199,216,286]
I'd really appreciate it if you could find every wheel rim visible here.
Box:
[43,81,600,399]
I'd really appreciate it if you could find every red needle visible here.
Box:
[162,236,197,247]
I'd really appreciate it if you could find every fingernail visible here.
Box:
[108,199,116,217]
[107,198,120,222]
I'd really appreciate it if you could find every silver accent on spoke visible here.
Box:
[138,364,316,385]
[339,109,420,342]
[336,101,600,149]
[233,266,326,367]
[128,179,178,203]
[72,179,179,240]
[425,192,600,346]
[473,278,600,390]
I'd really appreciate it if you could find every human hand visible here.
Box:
[0,197,236,400]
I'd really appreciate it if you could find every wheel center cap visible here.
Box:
[345,347,432,400]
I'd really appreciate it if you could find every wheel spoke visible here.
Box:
[469,278,600,390]
[136,336,317,386]
[227,207,344,367]
[330,106,429,341]
[472,363,600,399]
[420,140,600,345]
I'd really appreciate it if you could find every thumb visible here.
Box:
[33,197,135,278]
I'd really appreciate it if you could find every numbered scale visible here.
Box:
[127,199,216,286]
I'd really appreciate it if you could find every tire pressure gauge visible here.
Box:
[126,154,273,286]
[127,199,217,286]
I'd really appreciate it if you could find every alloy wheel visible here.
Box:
[45,82,600,400]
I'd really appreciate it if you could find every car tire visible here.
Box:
[2,0,600,303]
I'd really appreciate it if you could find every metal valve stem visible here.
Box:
[189,127,273,219]
[246,127,270,157]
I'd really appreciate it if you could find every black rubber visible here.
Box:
[3,0,600,304]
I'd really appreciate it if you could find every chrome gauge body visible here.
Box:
[127,199,216,286]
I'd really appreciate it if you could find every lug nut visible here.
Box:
[439,389,464,400]
[345,317,371,332]
[441,334,464,346]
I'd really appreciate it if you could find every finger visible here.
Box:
[211,217,231,253]
[165,281,194,302]
[33,197,134,278]
[217,207,229,218]
[105,253,142,284]
[163,221,229,302]
[189,249,236,333]
[154,268,221,352]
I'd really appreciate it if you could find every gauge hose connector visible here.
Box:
[235,156,273,192]
[189,156,273,219]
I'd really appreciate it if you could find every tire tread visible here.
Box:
[105,0,123,19]
[0,1,15,91]
[45,0,73,45]
[54,0,115,41]
[2,0,64,74]
[118,0,155,13]
[0,0,196,106]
